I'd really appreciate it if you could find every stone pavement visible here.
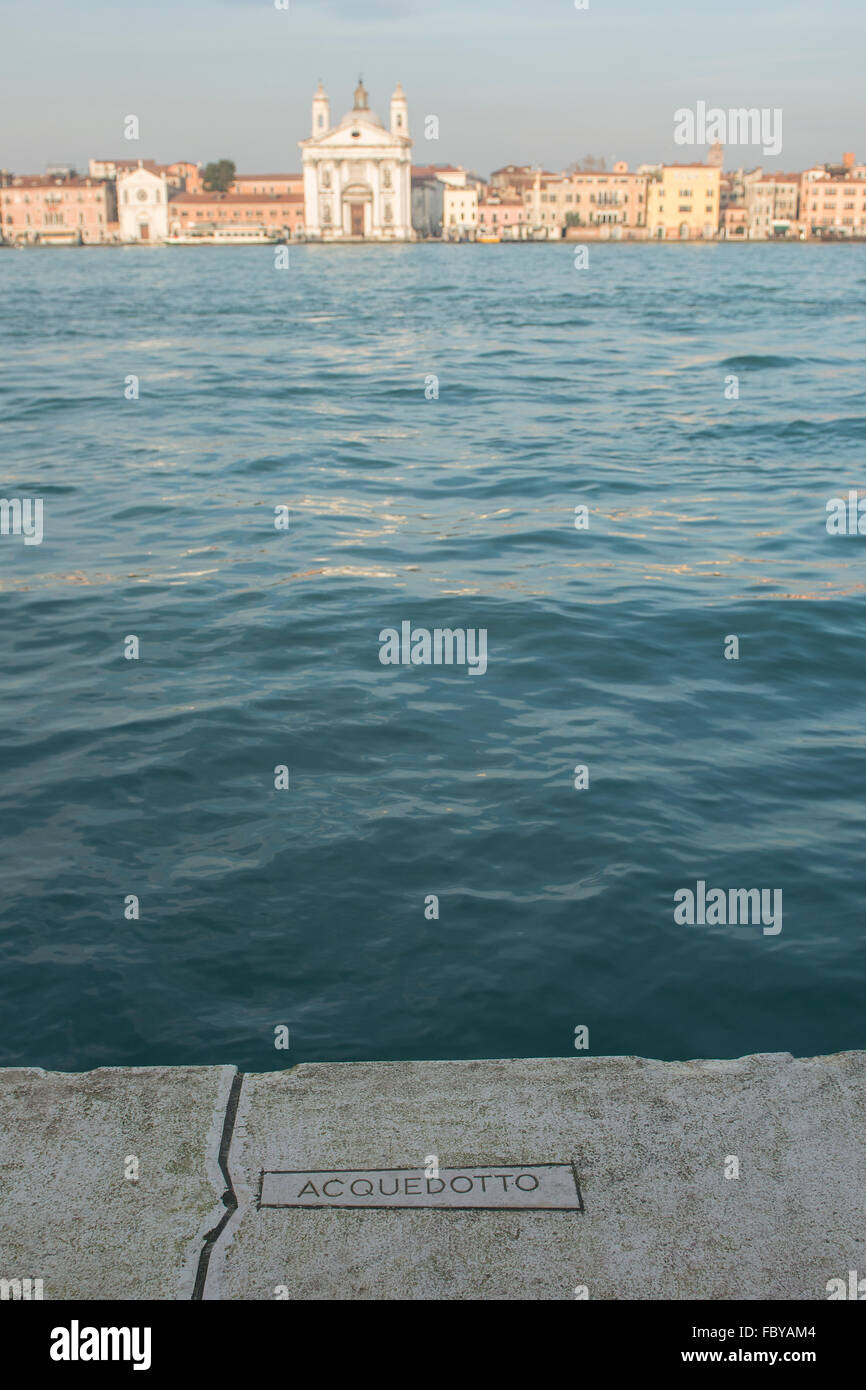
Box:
[1,1052,863,1300]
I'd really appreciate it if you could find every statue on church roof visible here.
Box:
[354,76,369,111]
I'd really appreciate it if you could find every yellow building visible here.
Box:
[646,163,720,239]
[443,185,478,239]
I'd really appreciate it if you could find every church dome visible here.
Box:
[334,78,385,131]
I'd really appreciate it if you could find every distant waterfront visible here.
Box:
[4,235,866,249]
[1,243,864,1071]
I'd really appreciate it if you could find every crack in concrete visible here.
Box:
[192,1070,244,1300]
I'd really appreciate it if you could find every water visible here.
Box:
[1,242,864,1071]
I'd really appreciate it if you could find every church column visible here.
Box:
[302,157,320,236]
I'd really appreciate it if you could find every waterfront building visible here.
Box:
[299,78,413,240]
[411,172,444,239]
[800,153,866,238]
[117,164,169,242]
[646,163,720,239]
[411,165,472,237]
[477,194,526,239]
[442,185,479,239]
[721,205,748,238]
[167,191,304,238]
[1,174,116,244]
[527,163,648,239]
[745,172,801,238]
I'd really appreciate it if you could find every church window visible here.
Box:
[322,168,331,189]
[384,202,393,222]
[383,167,392,188]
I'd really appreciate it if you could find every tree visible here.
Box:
[201,159,236,192]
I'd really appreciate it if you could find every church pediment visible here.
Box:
[300,125,411,152]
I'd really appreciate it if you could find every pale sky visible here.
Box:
[0,0,862,175]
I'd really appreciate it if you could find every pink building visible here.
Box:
[477,194,525,238]
[800,153,866,238]
[166,161,203,192]
[1,175,117,244]
[167,191,305,236]
[722,206,748,238]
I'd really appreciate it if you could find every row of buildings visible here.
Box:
[426,152,866,243]
[2,80,864,245]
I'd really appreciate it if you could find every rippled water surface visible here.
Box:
[1,242,864,1069]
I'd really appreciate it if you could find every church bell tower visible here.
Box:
[390,81,408,136]
[311,81,330,136]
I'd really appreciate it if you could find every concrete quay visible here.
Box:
[1,1052,863,1300]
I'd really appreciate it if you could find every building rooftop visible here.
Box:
[4,175,108,188]
[170,192,304,204]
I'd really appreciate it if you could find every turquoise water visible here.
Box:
[1,242,864,1070]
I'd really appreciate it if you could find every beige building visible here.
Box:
[745,173,800,238]
[412,164,469,188]
[490,165,553,195]
[527,162,648,238]
[646,163,720,239]
[443,185,478,239]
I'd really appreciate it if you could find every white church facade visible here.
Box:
[117,164,169,242]
[299,79,413,241]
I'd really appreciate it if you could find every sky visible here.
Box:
[0,0,863,176]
